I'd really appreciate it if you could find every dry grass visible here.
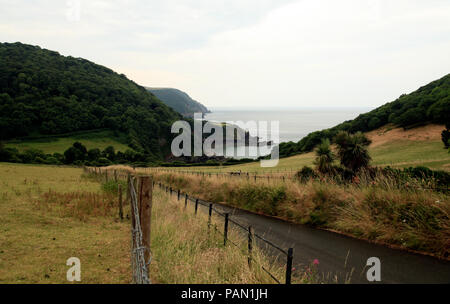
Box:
[0,163,130,283]
[366,124,444,148]
[117,167,450,259]
[1,163,318,284]
[150,187,318,284]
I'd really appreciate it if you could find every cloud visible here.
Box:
[1,0,449,108]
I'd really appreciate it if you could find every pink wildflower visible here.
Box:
[313,259,319,266]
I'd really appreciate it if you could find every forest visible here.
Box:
[0,42,181,161]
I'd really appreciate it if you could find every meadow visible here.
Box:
[0,163,130,283]
[4,130,130,154]
[0,163,307,283]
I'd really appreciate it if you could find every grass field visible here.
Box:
[0,163,306,284]
[0,163,131,283]
[5,130,130,154]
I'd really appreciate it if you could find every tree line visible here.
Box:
[278,73,450,158]
[0,142,149,166]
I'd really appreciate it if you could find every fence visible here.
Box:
[84,167,152,284]
[159,181,294,284]
[129,176,152,284]
[151,168,296,182]
[150,167,450,193]
[85,166,295,284]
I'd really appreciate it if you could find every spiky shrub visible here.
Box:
[295,166,318,183]
[314,138,335,174]
[334,131,372,172]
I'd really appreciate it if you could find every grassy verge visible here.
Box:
[150,187,316,283]
[143,170,449,259]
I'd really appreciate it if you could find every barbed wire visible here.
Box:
[129,176,151,284]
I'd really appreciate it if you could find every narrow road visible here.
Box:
[193,199,450,284]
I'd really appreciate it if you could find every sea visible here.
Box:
[202,107,372,159]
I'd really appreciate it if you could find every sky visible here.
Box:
[1,0,450,108]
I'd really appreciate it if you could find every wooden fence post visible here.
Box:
[208,203,213,230]
[195,199,199,215]
[185,194,188,209]
[138,176,153,271]
[285,248,294,284]
[224,213,229,246]
[248,226,254,268]
[177,189,180,201]
[118,184,124,220]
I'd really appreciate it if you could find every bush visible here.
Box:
[295,166,318,183]
[96,157,112,166]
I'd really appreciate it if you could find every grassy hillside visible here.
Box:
[367,124,450,170]
[161,124,449,172]
[278,74,450,158]
[0,42,181,161]
[4,130,130,154]
[147,87,210,117]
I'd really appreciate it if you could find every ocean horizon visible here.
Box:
[204,107,373,144]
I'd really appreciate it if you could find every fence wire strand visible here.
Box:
[159,181,288,284]
[129,177,151,284]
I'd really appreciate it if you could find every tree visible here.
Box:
[314,138,335,174]
[334,131,372,172]
[73,142,88,156]
[103,146,116,161]
[87,148,101,161]
[64,142,88,164]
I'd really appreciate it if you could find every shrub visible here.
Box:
[97,157,112,166]
[295,166,318,183]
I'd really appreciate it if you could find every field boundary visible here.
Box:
[85,166,295,284]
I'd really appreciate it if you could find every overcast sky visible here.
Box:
[1,0,449,108]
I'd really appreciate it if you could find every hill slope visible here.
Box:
[147,87,210,117]
[278,74,450,157]
[0,42,182,161]
[171,124,448,172]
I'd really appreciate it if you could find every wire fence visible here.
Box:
[150,168,450,193]
[86,165,449,284]
[161,182,294,284]
[85,167,152,284]
[129,176,151,284]
[85,166,295,284]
